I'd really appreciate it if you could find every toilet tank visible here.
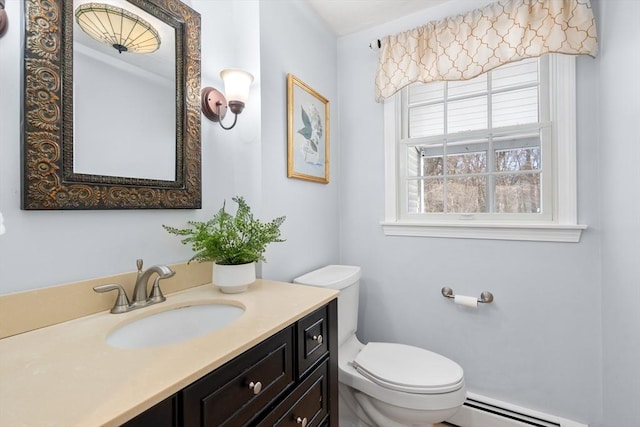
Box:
[293,265,361,346]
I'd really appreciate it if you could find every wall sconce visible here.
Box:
[201,69,254,130]
[0,0,8,38]
[75,3,160,54]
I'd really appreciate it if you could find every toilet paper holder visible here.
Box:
[441,287,494,304]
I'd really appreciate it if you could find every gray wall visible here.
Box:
[599,0,640,425]
[2,0,638,425]
[0,1,256,293]
[259,0,341,281]
[337,0,603,425]
[0,0,339,293]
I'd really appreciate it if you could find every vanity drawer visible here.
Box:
[182,326,295,427]
[256,359,329,427]
[296,305,329,378]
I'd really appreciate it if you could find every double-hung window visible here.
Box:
[382,54,585,242]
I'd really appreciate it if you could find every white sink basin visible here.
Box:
[106,303,245,349]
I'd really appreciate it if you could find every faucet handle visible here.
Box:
[93,284,130,314]
[148,276,167,303]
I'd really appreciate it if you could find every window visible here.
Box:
[382,54,586,242]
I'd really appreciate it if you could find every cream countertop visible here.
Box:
[0,279,338,427]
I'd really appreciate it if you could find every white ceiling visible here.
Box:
[305,0,450,37]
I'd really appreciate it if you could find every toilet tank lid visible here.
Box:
[293,265,361,290]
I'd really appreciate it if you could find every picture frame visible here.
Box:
[287,74,330,184]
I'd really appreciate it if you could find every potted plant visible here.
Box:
[163,196,285,293]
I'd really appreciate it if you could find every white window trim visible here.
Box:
[382,55,586,243]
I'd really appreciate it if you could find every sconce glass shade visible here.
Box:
[221,69,254,106]
[75,3,161,54]
[201,69,253,130]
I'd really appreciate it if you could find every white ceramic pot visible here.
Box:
[212,262,256,293]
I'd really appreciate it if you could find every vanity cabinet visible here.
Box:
[122,299,337,427]
[121,395,178,427]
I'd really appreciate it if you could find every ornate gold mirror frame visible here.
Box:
[22,0,201,209]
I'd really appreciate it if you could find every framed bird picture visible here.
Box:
[287,74,330,183]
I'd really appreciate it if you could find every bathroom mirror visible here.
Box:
[22,0,202,209]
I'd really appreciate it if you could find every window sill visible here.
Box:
[380,221,586,242]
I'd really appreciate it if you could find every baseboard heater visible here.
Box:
[446,392,588,427]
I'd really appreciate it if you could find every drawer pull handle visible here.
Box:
[248,381,262,394]
[312,334,323,344]
[296,416,308,427]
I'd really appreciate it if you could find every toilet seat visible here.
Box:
[352,342,464,394]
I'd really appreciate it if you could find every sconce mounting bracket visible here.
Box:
[201,86,227,122]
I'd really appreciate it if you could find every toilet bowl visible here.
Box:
[294,265,466,427]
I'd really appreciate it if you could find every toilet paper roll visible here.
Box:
[454,294,478,308]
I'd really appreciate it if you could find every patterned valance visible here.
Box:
[375,0,598,102]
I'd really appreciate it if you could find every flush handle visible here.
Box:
[296,416,308,427]
[249,381,262,394]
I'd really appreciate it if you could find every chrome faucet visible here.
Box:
[93,259,176,314]
[130,259,175,307]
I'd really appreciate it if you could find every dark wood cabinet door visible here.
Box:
[256,360,329,427]
[182,326,295,427]
[296,306,329,379]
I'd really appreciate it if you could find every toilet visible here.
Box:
[294,265,466,427]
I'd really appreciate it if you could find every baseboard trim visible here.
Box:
[447,392,588,427]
